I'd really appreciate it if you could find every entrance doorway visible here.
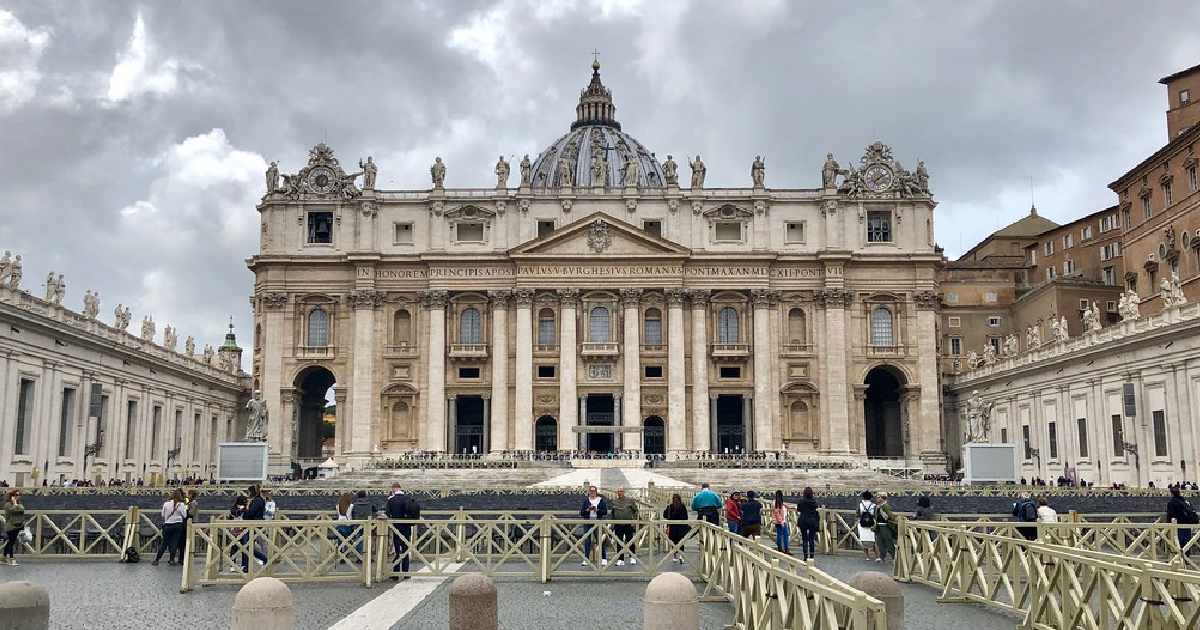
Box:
[294,366,335,460]
[864,366,904,457]
[715,394,745,454]
[585,393,615,453]
[643,416,665,455]
[535,416,557,452]
[454,395,484,455]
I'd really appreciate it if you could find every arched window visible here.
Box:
[537,308,556,345]
[870,306,894,346]
[717,307,739,344]
[306,307,329,346]
[643,308,663,345]
[392,310,411,345]
[459,307,482,344]
[787,308,806,344]
[589,306,611,342]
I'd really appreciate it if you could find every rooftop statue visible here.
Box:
[623,154,640,186]
[821,153,840,189]
[751,155,765,187]
[662,155,678,185]
[689,154,706,189]
[184,336,195,357]
[519,154,531,186]
[494,156,509,189]
[431,157,446,188]
[265,161,279,194]
[359,156,377,190]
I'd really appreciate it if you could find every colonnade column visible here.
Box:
[667,289,687,453]
[557,289,579,451]
[820,286,852,453]
[488,291,510,452]
[914,292,944,466]
[750,289,773,452]
[513,289,534,451]
[621,289,642,438]
[423,290,448,452]
[689,290,711,452]
[350,290,381,454]
[256,293,287,472]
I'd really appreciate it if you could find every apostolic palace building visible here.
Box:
[249,62,946,474]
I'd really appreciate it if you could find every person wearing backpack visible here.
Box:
[1167,486,1200,554]
[1011,492,1038,541]
[385,483,421,580]
[856,490,878,562]
[152,488,187,566]
[2,490,25,566]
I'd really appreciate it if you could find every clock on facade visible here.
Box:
[307,166,335,193]
[863,164,894,192]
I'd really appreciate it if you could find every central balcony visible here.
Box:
[449,344,489,360]
[710,343,750,360]
[580,342,619,357]
[297,345,336,359]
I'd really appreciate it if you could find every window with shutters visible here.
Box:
[589,306,611,342]
[392,310,411,344]
[717,307,739,343]
[459,307,482,344]
[949,336,962,355]
[870,307,894,346]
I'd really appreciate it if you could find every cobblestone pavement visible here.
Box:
[0,560,379,630]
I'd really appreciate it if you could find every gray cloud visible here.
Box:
[2,0,1198,361]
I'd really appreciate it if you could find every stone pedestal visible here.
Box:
[231,577,295,630]
[848,571,903,630]
[448,573,497,630]
[643,572,698,630]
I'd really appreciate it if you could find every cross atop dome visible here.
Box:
[573,58,620,130]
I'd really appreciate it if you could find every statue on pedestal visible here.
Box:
[82,290,100,319]
[430,157,446,188]
[245,391,268,441]
[4,255,21,289]
[265,161,279,194]
[689,155,706,189]
[622,154,640,186]
[663,155,678,185]
[557,158,573,187]
[1119,289,1140,321]
[821,153,840,189]
[163,325,177,351]
[1050,317,1063,343]
[1058,315,1069,342]
[983,344,996,366]
[113,304,131,331]
[494,156,509,189]
[140,315,155,342]
[1003,333,1018,357]
[44,272,58,303]
[184,336,195,357]
[591,152,607,185]
[964,390,995,443]
[1029,323,1041,348]
[0,251,11,287]
[915,161,929,192]
[751,155,765,187]
[519,154,531,186]
[359,156,377,190]
[202,344,214,366]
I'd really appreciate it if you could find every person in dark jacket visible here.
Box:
[1167,486,1199,554]
[239,486,269,572]
[578,485,608,566]
[663,494,690,564]
[385,483,421,580]
[913,496,937,521]
[740,491,763,539]
[1011,492,1038,541]
[796,487,821,561]
[608,487,639,566]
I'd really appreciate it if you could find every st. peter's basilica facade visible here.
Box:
[249,61,945,474]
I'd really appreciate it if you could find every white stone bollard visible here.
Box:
[643,571,698,630]
[231,577,295,630]
[849,571,903,630]
[0,581,49,630]
[448,573,497,630]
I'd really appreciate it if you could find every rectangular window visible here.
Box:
[1122,208,1132,229]
[643,317,663,345]
[58,387,76,457]
[1106,301,1117,312]
[125,400,138,460]
[987,316,1002,327]
[1063,234,1073,248]
[1182,88,1192,105]
[642,220,662,238]
[949,336,962,355]
[393,222,413,245]
[1022,425,1032,460]
[785,221,805,243]
[307,211,333,244]
[1044,241,1054,256]
[1081,225,1093,240]
[1103,266,1116,285]
[14,379,35,455]
[988,337,1002,353]
[1153,410,1168,457]
[866,211,892,242]
[947,316,961,328]
[1111,414,1124,454]
[458,367,480,379]
[1100,216,1113,232]
[718,366,741,379]
[1164,183,1173,207]
[192,412,201,462]
[1077,418,1089,458]
[537,316,555,345]
[173,409,182,451]
[537,220,555,238]
[1189,166,1198,193]
[455,222,484,242]
[1046,267,1057,281]
[151,405,162,458]
[1064,259,1075,274]
[1047,421,1058,460]
[714,221,742,242]
[537,365,556,379]
[1143,195,1152,219]
[1001,427,1009,444]
[644,365,664,378]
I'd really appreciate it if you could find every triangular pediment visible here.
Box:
[509,212,691,258]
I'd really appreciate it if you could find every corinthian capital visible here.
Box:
[686,289,711,306]
[620,288,643,307]
[913,290,940,310]
[557,288,580,306]
[349,289,384,309]
[513,288,535,306]
[750,289,774,306]
[665,288,687,305]
[488,290,512,307]
[815,288,853,308]
[421,290,449,309]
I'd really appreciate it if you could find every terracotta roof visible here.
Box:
[989,207,1060,237]
[1159,63,1200,85]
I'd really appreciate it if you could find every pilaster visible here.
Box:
[558,289,579,450]
[422,290,448,451]
[513,289,534,450]
[621,289,642,435]
[750,289,773,452]
[488,291,510,452]
[667,288,687,452]
[689,290,711,452]
[349,289,382,454]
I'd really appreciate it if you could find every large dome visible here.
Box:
[528,61,666,189]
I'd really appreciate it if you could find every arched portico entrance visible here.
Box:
[863,366,904,457]
[643,416,665,455]
[294,366,336,463]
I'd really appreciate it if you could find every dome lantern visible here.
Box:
[572,60,620,131]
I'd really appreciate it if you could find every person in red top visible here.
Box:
[724,492,743,534]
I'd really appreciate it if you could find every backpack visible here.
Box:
[858,503,876,528]
[122,546,140,564]
[1182,502,1200,525]
[1022,501,1038,522]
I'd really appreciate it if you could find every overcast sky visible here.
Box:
[2,1,1199,364]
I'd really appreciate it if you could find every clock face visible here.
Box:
[308,166,335,193]
[863,164,894,192]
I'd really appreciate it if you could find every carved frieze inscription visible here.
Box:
[364,263,833,281]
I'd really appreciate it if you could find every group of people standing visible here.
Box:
[692,484,822,560]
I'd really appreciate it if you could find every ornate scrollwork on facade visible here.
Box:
[822,200,838,216]
[360,201,376,218]
[513,288,535,306]
[348,289,384,309]
[815,288,853,308]
[259,292,289,310]
[913,290,940,310]
[275,143,362,201]
[620,288,643,306]
[839,141,929,200]
[587,219,612,253]
[421,290,449,309]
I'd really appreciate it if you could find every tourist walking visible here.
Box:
[771,490,790,554]
[578,485,608,566]
[2,490,25,566]
[740,491,763,540]
[609,487,639,566]
[691,483,722,526]
[856,491,878,561]
[385,483,421,580]
[796,487,820,561]
[663,493,690,564]
[873,493,897,562]
[1011,492,1039,541]
[724,492,743,534]
[152,488,187,566]
[1167,486,1200,554]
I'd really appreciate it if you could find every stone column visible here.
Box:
[667,289,687,453]
[423,290,448,452]
[446,395,457,453]
[488,291,510,452]
[741,395,752,454]
[513,289,534,451]
[852,385,869,455]
[350,290,381,454]
[750,290,773,452]
[820,287,852,453]
[621,289,642,436]
[689,290,711,453]
[578,395,588,451]
[558,289,579,451]
[913,292,944,466]
[257,293,288,473]
[481,394,491,454]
